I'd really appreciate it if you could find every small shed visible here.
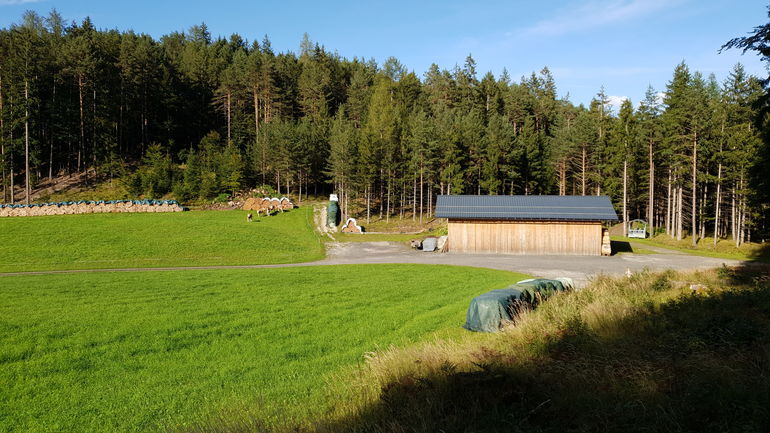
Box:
[435,195,618,256]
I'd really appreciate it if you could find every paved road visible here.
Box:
[1,240,742,286]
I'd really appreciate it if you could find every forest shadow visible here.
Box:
[313,270,770,433]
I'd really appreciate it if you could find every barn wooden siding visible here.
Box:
[448,219,603,255]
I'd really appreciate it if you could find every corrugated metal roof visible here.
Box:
[435,195,619,222]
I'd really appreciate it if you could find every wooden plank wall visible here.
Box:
[448,220,602,255]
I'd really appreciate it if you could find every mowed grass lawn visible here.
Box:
[0,208,323,272]
[0,264,527,432]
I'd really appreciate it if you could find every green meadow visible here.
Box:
[0,208,323,272]
[0,264,527,432]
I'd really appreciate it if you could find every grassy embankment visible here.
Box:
[38,178,131,203]
[0,265,527,433]
[613,234,770,261]
[331,214,447,243]
[0,207,323,273]
[269,265,769,433]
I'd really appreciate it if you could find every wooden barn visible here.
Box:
[435,195,618,256]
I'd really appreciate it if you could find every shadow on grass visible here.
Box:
[313,271,770,433]
[611,240,633,255]
[746,242,770,262]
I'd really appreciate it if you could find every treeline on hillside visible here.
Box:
[1,10,769,243]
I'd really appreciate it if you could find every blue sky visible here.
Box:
[1,0,767,111]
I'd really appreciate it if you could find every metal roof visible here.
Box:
[435,195,619,222]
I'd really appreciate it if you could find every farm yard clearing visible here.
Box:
[0,207,744,281]
[0,264,526,433]
[0,208,760,433]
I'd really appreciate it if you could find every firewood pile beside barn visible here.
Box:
[0,200,186,217]
[435,195,618,256]
[242,197,295,216]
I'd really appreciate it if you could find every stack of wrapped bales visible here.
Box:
[464,278,574,332]
[0,199,186,217]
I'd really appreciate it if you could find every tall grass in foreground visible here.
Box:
[197,266,770,433]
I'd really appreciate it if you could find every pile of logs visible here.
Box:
[0,200,186,217]
[242,197,294,216]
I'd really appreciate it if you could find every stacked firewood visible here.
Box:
[0,200,186,217]
[242,197,295,216]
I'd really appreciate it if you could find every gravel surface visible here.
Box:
[320,241,740,286]
[1,241,741,286]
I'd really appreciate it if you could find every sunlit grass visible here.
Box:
[612,234,769,261]
[0,208,323,272]
[0,264,528,433]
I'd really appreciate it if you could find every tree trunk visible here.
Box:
[622,158,627,236]
[714,162,722,247]
[428,182,433,218]
[731,186,736,242]
[253,88,259,135]
[699,183,707,240]
[419,164,424,225]
[412,174,416,221]
[366,186,371,225]
[9,124,14,203]
[386,174,391,223]
[737,175,745,247]
[379,168,384,220]
[0,73,5,203]
[78,74,85,173]
[226,91,231,146]
[666,169,672,236]
[691,132,697,246]
[648,138,654,237]
[24,79,30,205]
[677,183,683,241]
[92,87,97,171]
[581,145,587,196]
[49,136,54,180]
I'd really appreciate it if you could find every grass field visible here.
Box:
[612,234,770,262]
[0,264,528,432]
[0,208,323,272]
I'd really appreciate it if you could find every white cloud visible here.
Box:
[604,95,628,114]
[521,0,682,37]
[0,0,42,5]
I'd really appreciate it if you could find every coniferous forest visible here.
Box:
[1,10,770,244]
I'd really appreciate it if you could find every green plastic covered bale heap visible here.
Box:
[464,278,573,333]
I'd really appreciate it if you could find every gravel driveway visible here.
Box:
[320,241,741,286]
[1,240,742,286]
